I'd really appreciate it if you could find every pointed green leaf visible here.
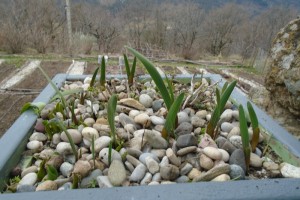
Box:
[51,88,83,102]
[165,75,174,103]
[100,57,106,87]
[221,82,229,94]
[46,165,58,181]
[219,81,236,111]
[90,67,100,88]
[129,57,137,84]
[247,102,258,129]
[108,94,117,146]
[124,54,131,78]
[164,93,185,137]
[216,88,221,106]
[126,46,172,110]
[239,105,250,172]
[37,160,46,182]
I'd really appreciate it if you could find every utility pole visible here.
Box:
[65,0,72,55]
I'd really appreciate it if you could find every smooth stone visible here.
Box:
[176,175,189,183]
[119,98,146,110]
[220,109,233,122]
[140,172,153,185]
[148,181,160,185]
[199,134,218,148]
[145,157,160,174]
[221,122,234,133]
[130,164,147,182]
[280,163,300,178]
[215,137,227,148]
[56,142,74,155]
[36,180,57,191]
[61,129,82,144]
[229,164,245,180]
[125,161,135,172]
[152,99,164,112]
[187,168,201,180]
[219,149,230,162]
[19,173,37,186]
[203,147,222,160]
[126,148,142,158]
[232,110,239,120]
[177,112,190,124]
[211,174,230,181]
[84,118,95,127]
[65,155,76,164]
[97,176,113,188]
[263,161,279,171]
[16,185,36,193]
[191,116,206,128]
[227,127,240,139]
[29,132,47,142]
[206,114,211,121]
[220,140,237,154]
[126,154,142,167]
[180,163,193,175]
[80,169,102,188]
[108,160,126,186]
[119,113,141,129]
[150,116,165,125]
[58,182,72,191]
[144,130,168,149]
[176,134,198,148]
[46,155,64,169]
[60,162,74,177]
[99,148,122,166]
[195,110,207,119]
[21,166,38,178]
[160,156,169,167]
[52,134,61,145]
[255,148,263,157]
[139,94,153,108]
[73,160,92,178]
[229,135,243,149]
[134,113,151,127]
[82,127,99,142]
[152,173,162,182]
[93,136,111,153]
[150,149,166,159]
[193,164,230,182]
[161,181,176,184]
[116,85,126,92]
[166,148,181,166]
[27,141,42,150]
[229,149,246,172]
[175,122,193,135]
[34,118,45,132]
[250,153,263,168]
[129,110,140,119]
[39,149,55,160]
[177,146,197,156]
[160,164,180,181]
[200,154,214,170]
[124,124,137,134]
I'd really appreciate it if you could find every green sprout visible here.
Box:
[46,165,58,181]
[107,94,117,147]
[91,135,96,169]
[247,101,260,152]
[100,56,106,90]
[124,54,137,85]
[239,105,251,173]
[206,80,237,139]
[21,102,45,116]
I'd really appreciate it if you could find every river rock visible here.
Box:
[73,160,92,178]
[36,180,57,191]
[221,122,234,132]
[52,134,61,145]
[211,174,230,181]
[119,98,145,110]
[227,127,240,139]
[97,176,113,188]
[176,175,189,183]
[82,127,99,142]
[145,157,160,174]
[144,130,168,149]
[200,154,214,170]
[150,149,166,159]
[21,166,38,178]
[99,148,122,166]
[187,168,201,180]
[229,149,246,172]
[177,111,190,124]
[229,164,245,180]
[160,156,169,167]
[56,142,74,155]
[175,122,193,135]
[220,109,233,122]
[195,110,207,119]
[150,116,165,125]
[19,173,37,186]
[219,148,230,162]
[139,153,159,165]
[176,134,198,148]
[60,129,82,144]
[280,162,300,178]
[93,136,111,153]
[139,94,153,108]
[166,148,181,166]
[152,99,164,112]
[46,154,64,169]
[199,134,218,148]
[203,147,222,160]
[250,153,263,168]
[16,185,36,193]
[27,141,42,150]
[191,116,206,128]
[193,163,230,182]
[134,113,151,127]
[263,161,279,171]
[108,160,126,186]
[180,163,193,175]
[177,146,197,156]
[29,132,47,142]
[160,164,180,181]
[140,172,152,185]
[60,162,74,177]
[229,135,243,149]
[130,164,147,182]
[84,118,95,127]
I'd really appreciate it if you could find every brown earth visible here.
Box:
[0,63,18,83]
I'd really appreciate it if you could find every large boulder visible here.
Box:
[265,17,300,117]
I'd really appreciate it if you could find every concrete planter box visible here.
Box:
[0,74,300,199]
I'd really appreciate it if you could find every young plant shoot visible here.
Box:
[124,54,137,85]
[239,105,251,173]
[247,102,260,152]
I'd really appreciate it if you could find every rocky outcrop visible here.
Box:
[265,17,300,117]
